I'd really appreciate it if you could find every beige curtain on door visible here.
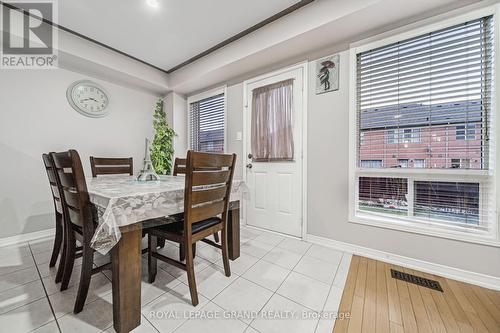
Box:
[251,79,294,161]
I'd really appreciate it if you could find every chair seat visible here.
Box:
[169,213,184,222]
[150,217,221,237]
[142,216,177,229]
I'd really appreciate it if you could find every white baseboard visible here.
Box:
[306,233,500,291]
[0,228,55,247]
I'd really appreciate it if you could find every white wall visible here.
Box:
[0,69,158,238]
[172,93,188,158]
[226,84,244,179]
[164,91,188,162]
[219,49,500,279]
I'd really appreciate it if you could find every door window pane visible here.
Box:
[251,79,294,161]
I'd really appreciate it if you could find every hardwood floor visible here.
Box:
[334,255,500,333]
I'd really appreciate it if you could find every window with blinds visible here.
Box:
[357,16,493,170]
[353,15,496,241]
[189,93,225,153]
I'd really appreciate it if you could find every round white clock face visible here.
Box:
[67,80,109,118]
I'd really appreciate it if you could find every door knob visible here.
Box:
[246,163,253,169]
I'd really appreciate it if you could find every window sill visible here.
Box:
[349,212,500,248]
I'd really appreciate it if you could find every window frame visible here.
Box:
[348,6,500,247]
[187,86,228,153]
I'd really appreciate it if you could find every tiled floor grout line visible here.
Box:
[86,233,295,332]
[10,229,343,333]
[242,233,348,333]
[169,232,285,333]
[0,268,40,294]
[167,233,284,332]
[245,236,311,330]
[27,242,63,333]
[311,252,345,333]
[139,242,247,333]
[0,292,46,316]
[141,313,162,333]
[0,247,50,316]
[117,235,344,333]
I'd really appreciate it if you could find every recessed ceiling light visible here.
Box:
[146,0,159,8]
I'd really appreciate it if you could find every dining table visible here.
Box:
[86,175,247,333]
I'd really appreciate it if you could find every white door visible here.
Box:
[244,66,304,237]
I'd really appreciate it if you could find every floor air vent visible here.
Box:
[390,269,443,292]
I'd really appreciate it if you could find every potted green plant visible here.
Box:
[150,98,176,175]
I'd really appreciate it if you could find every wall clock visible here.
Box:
[66,80,110,118]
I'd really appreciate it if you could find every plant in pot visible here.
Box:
[151,98,176,175]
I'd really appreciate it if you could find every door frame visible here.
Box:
[242,61,308,240]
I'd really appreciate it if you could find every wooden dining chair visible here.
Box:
[41,154,65,281]
[173,157,220,248]
[90,156,133,177]
[147,151,236,306]
[51,150,111,313]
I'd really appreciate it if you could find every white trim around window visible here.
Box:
[187,86,228,152]
[348,4,500,247]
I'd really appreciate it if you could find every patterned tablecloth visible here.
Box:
[87,175,248,254]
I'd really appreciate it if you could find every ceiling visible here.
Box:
[167,0,484,94]
[49,0,486,95]
[58,0,302,72]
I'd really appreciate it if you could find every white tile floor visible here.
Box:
[0,226,352,333]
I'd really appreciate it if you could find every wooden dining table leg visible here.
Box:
[112,227,142,333]
[228,200,240,260]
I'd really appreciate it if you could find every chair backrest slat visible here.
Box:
[184,151,236,230]
[173,158,187,176]
[191,170,231,186]
[174,157,220,177]
[42,153,63,214]
[52,150,94,234]
[64,189,81,211]
[90,157,133,177]
[190,201,225,224]
[58,172,78,189]
[191,154,234,169]
[191,186,227,205]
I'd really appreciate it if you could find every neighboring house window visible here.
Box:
[351,15,496,245]
[387,128,420,144]
[451,158,471,169]
[188,88,226,153]
[360,160,383,168]
[386,130,397,144]
[397,159,409,168]
[413,159,425,168]
[456,125,476,140]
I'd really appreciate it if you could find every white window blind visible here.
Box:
[354,15,496,239]
[189,93,225,153]
[357,16,493,170]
